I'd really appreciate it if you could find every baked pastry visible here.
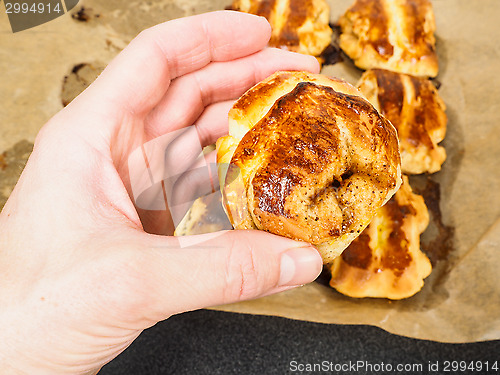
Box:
[174,192,233,236]
[339,0,439,77]
[329,175,432,299]
[216,71,402,263]
[357,69,447,174]
[229,0,333,61]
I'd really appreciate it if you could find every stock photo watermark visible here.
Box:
[288,359,499,373]
[128,125,237,247]
[3,0,80,32]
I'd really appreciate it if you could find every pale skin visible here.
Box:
[0,11,323,374]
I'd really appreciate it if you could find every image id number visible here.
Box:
[5,2,63,14]
[443,360,498,372]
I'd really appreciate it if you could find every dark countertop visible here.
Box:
[100,309,499,374]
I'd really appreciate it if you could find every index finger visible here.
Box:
[86,11,272,116]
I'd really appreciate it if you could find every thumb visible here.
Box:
[128,230,322,323]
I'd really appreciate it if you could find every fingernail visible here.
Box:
[279,246,323,287]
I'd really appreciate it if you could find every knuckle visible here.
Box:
[134,27,154,43]
[223,240,262,303]
[34,119,60,148]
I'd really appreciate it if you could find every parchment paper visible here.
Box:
[0,0,498,343]
[212,0,500,343]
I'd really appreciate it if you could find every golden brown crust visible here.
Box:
[339,0,439,77]
[217,71,402,263]
[329,175,432,299]
[357,69,447,174]
[231,0,333,60]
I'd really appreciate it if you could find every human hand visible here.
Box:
[0,11,322,374]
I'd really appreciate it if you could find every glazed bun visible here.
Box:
[216,71,402,263]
